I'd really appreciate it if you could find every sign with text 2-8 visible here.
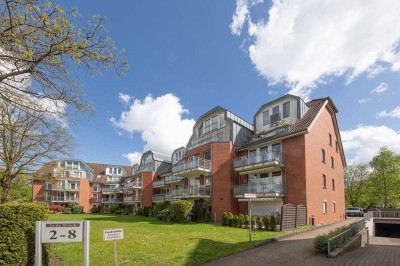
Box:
[103,228,124,241]
[41,221,83,243]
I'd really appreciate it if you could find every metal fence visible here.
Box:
[327,218,365,256]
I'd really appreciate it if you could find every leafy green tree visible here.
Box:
[0,0,128,119]
[0,173,32,203]
[344,164,369,207]
[367,147,400,208]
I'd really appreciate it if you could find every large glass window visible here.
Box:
[283,101,290,118]
[272,106,279,114]
[204,175,211,186]
[93,183,100,192]
[204,150,211,160]
[262,110,270,125]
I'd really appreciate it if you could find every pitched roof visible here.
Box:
[238,98,326,150]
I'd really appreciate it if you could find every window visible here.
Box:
[263,110,270,125]
[204,150,211,160]
[272,106,279,114]
[249,149,257,164]
[93,194,99,202]
[204,175,211,186]
[93,183,100,192]
[329,134,332,146]
[44,191,51,201]
[283,101,290,118]
[322,174,326,189]
[332,178,335,191]
[336,141,339,153]
[322,149,326,163]
[44,182,52,190]
[260,173,269,183]
[331,157,334,169]
[332,202,336,213]
[323,201,327,214]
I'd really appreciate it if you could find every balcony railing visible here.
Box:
[123,195,141,203]
[102,188,122,193]
[139,162,154,173]
[164,176,184,184]
[170,185,211,199]
[153,180,166,188]
[187,136,229,151]
[132,181,142,189]
[234,151,285,172]
[234,180,285,198]
[172,158,211,178]
[101,198,124,204]
[51,197,79,203]
[152,194,165,202]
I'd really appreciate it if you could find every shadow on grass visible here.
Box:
[184,238,256,266]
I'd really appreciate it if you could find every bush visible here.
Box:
[226,212,234,226]
[142,206,153,217]
[136,208,143,215]
[232,215,238,227]
[49,204,64,213]
[238,214,245,227]
[63,207,72,214]
[197,210,204,223]
[256,216,263,230]
[251,215,256,229]
[222,212,228,226]
[169,200,193,223]
[153,201,171,217]
[204,209,211,223]
[314,226,351,254]
[0,203,49,265]
[270,215,277,231]
[72,205,84,214]
[91,205,99,213]
[109,205,129,215]
[244,215,249,228]
[156,208,171,222]
[262,215,270,231]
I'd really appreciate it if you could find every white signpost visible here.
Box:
[35,221,89,266]
[243,193,257,241]
[104,228,124,266]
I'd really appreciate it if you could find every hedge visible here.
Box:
[0,203,49,265]
[169,200,193,223]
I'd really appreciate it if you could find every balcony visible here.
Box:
[234,151,285,174]
[153,180,166,188]
[102,188,122,193]
[152,194,165,203]
[234,180,285,199]
[51,197,79,203]
[164,176,185,184]
[49,186,80,192]
[169,185,211,199]
[172,158,211,178]
[187,136,229,151]
[101,198,124,204]
[123,196,141,203]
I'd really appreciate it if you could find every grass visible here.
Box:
[48,214,294,265]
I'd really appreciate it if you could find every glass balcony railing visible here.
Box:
[51,197,79,203]
[172,159,211,177]
[234,180,285,198]
[234,151,285,170]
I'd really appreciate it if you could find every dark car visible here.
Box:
[346,207,364,217]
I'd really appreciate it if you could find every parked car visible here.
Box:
[346,207,364,217]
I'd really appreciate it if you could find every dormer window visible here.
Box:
[263,110,270,125]
[283,101,290,118]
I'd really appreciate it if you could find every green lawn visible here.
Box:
[48,214,290,265]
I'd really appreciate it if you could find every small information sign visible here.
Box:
[104,228,124,241]
[243,193,257,199]
[41,221,83,243]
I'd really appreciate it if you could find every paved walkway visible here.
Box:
[203,218,400,266]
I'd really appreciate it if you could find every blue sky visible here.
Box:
[62,0,400,166]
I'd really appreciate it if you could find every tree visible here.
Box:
[0,0,128,119]
[367,147,400,208]
[0,100,73,203]
[344,164,369,207]
[0,172,32,202]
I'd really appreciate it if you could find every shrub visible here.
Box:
[169,200,193,223]
[238,214,245,227]
[222,212,228,226]
[0,203,49,265]
[270,215,277,231]
[49,204,64,213]
[244,215,249,228]
[251,215,256,229]
[63,207,72,214]
[136,208,143,215]
[197,210,204,223]
[153,201,171,217]
[226,212,234,226]
[262,215,270,231]
[72,205,84,214]
[314,226,351,254]
[256,216,263,230]
[109,205,129,215]
[232,215,238,227]
[204,209,211,223]
[142,206,153,217]
[91,205,99,213]
[156,208,171,222]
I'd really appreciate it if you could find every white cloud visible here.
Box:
[230,0,263,36]
[357,98,371,104]
[123,152,142,165]
[232,0,400,100]
[111,93,195,158]
[341,125,400,164]
[118,93,131,105]
[370,82,388,94]
[376,106,400,119]
[268,89,277,95]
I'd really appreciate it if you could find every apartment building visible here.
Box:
[33,94,346,225]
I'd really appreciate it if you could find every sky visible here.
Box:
[59,0,400,166]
